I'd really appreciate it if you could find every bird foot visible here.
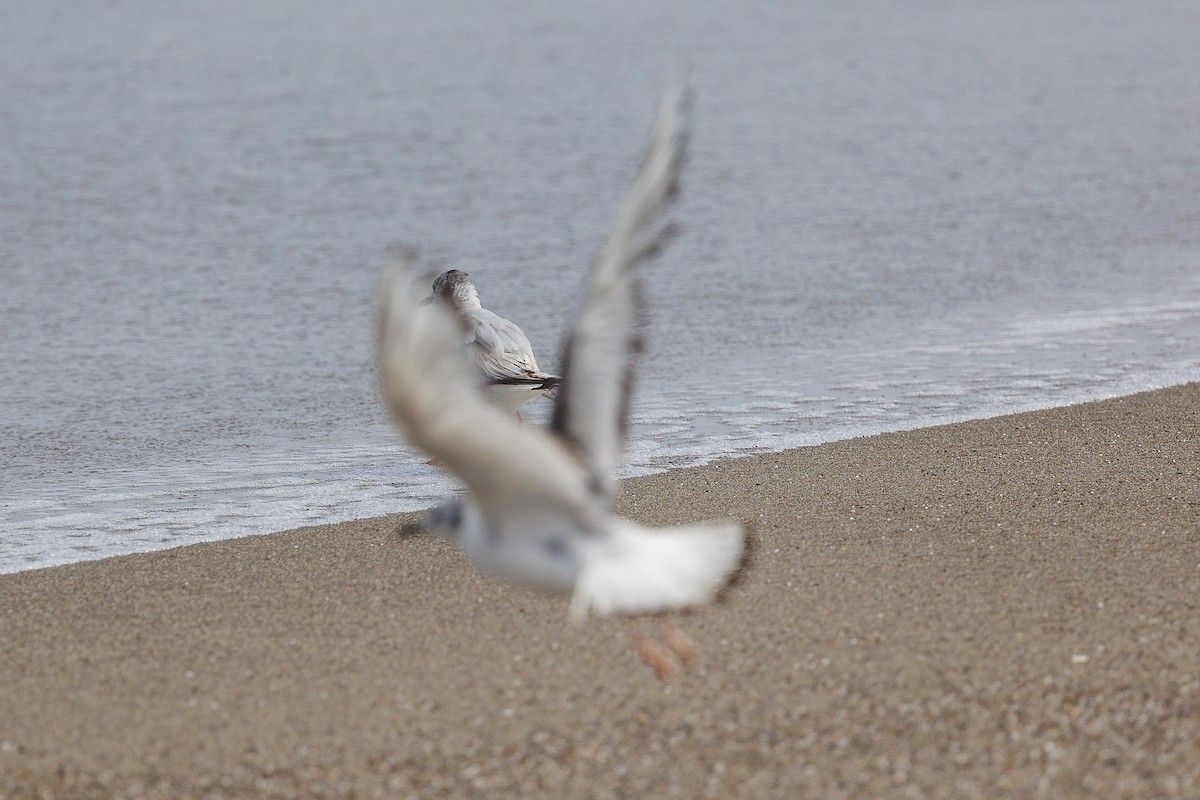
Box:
[635,635,681,683]
[660,617,700,668]
[628,616,700,683]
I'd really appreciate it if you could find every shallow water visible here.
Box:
[3,0,1199,573]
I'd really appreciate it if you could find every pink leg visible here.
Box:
[659,616,700,668]
[628,619,679,683]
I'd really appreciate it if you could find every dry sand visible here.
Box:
[2,384,1198,799]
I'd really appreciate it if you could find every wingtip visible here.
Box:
[378,244,438,324]
[654,67,692,155]
[385,241,422,266]
[379,245,417,313]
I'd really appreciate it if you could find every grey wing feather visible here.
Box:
[465,308,557,385]
[550,72,691,498]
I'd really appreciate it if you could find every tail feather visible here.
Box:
[570,519,745,620]
[488,375,561,393]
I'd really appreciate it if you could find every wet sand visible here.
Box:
[2,384,1198,799]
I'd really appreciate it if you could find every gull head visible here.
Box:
[425,497,466,542]
[430,269,482,311]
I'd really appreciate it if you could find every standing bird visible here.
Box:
[379,74,744,681]
[425,269,560,417]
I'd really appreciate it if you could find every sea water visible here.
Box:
[3,0,1199,573]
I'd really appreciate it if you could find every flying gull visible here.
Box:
[378,74,744,680]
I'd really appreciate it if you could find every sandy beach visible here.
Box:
[2,383,1198,799]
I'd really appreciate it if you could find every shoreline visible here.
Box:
[2,383,1198,798]
[8,375,1200,578]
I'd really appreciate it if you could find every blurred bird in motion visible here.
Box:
[423,268,560,419]
[378,74,744,681]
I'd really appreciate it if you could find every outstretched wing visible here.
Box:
[378,253,592,525]
[550,72,691,498]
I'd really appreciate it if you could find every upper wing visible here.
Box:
[378,254,593,525]
[550,72,691,498]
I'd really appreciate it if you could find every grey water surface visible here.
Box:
[3,0,1199,572]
